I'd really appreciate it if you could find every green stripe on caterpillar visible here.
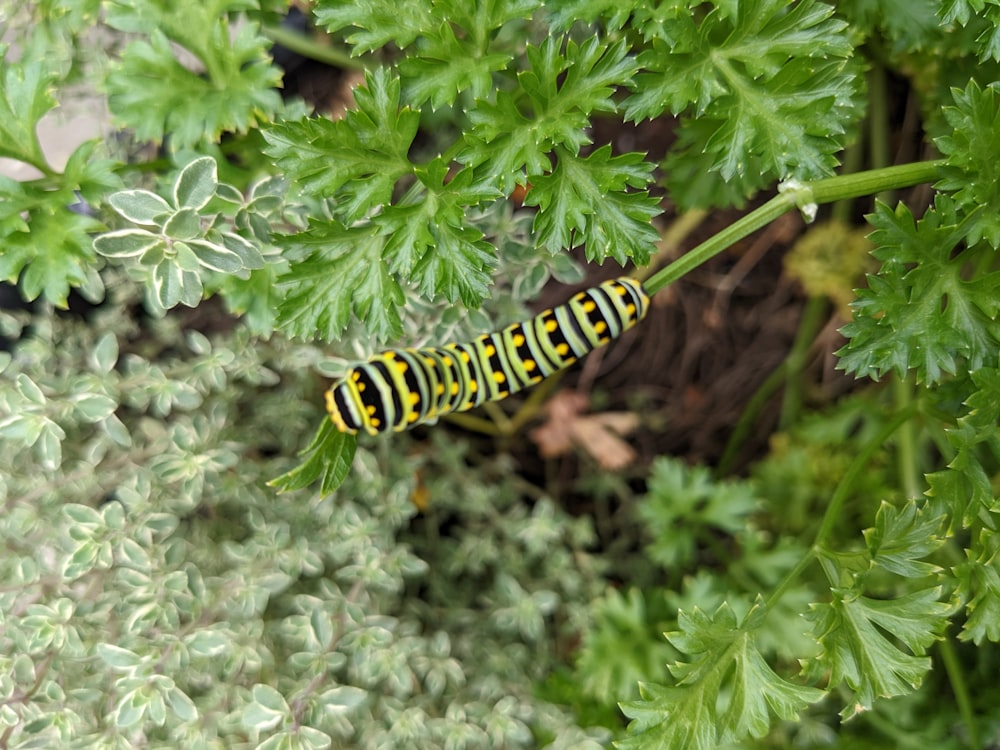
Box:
[325,277,650,435]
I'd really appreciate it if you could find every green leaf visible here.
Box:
[626,0,861,192]
[174,156,218,210]
[151,259,203,309]
[838,197,1000,384]
[618,600,823,749]
[0,207,102,307]
[162,208,202,241]
[807,587,951,718]
[957,529,1000,644]
[314,0,438,52]
[399,23,513,108]
[637,457,758,569]
[262,68,419,223]
[188,239,244,273]
[97,643,145,671]
[524,145,660,265]
[0,52,57,168]
[863,500,947,578]
[927,365,1000,526]
[936,80,1000,248]
[106,26,282,149]
[460,37,638,193]
[274,220,404,342]
[269,418,357,494]
[109,190,172,224]
[243,684,289,731]
[94,228,163,259]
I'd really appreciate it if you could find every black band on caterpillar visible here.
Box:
[325,277,650,435]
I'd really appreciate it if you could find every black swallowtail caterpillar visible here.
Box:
[325,277,650,435]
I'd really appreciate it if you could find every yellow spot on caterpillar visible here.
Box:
[425,357,436,367]
[513,333,525,346]
[616,285,628,296]
[556,343,569,356]
[582,300,595,313]
[442,356,453,366]
[525,359,537,372]
[408,412,419,422]
[594,321,608,334]
[493,371,506,384]
[357,382,366,393]
[409,392,420,405]
[545,319,558,333]
[451,382,460,395]
[461,351,470,363]
[470,379,478,393]
[395,360,408,373]
[351,371,362,381]
[370,417,380,427]
[367,405,377,415]
[437,383,445,395]
[626,303,636,315]
[484,343,496,357]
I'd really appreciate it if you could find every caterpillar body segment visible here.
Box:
[326,277,650,435]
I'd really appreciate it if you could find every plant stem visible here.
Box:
[262,24,368,70]
[938,633,981,750]
[780,294,828,429]
[643,160,945,296]
[813,402,920,548]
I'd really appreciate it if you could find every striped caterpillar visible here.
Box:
[326,277,649,435]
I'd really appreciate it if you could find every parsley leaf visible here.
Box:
[864,499,947,578]
[525,145,660,265]
[807,587,950,719]
[956,528,1000,644]
[0,51,57,169]
[619,600,823,749]
[460,36,637,192]
[263,68,419,223]
[926,364,1000,526]
[626,0,861,201]
[637,457,758,569]
[275,220,404,343]
[838,197,1000,384]
[936,80,1000,248]
[106,24,282,149]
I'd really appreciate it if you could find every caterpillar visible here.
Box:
[325,277,650,435]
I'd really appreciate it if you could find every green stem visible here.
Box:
[780,294,828,429]
[643,160,945,296]
[814,402,920,548]
[892,376,921,498]
[938,633,981,750]
[262,24,368,70]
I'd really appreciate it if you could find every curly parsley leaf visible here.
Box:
[837,197,1000,384]
[275,220,404,343]
[106,24,282,149]
[0,50,57,169]
[269,417,356,494]
[460,36,637,192]
[525,145,660,265]
[619,600,823,750]
[956,528,1000,644]
[263,68,419,223]
[636,457,758,569]
[626,0,861,203]
[864,499,947,578]
[314,0,439,53]
[936,80,1000,248]
[807,587,950,719]
[926,364,1000,527]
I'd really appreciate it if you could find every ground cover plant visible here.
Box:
[2,1,1000,748]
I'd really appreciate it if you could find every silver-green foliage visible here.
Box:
[0,287,610,749]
